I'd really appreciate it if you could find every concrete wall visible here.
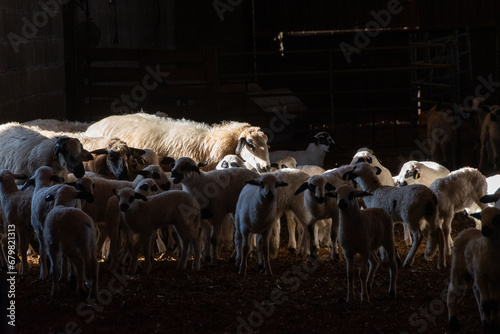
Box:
[0,0,66,123]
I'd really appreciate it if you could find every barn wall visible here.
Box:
[0,0,66,123]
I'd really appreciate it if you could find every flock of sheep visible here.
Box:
[1,108,499,332]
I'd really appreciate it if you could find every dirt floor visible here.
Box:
[7,215,484,334]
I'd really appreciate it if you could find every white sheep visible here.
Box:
[113,187,202,275]
[21,166,66,280]
[22,118,92,133]
[216,154,247,170]
[294,165,355,261]
[332,185,397,303]
[269,132,335,167]
[0,170,33,275]
[394,160,450,187]
[350,147,394,186]
[234,174,288,275]
[43,185,97,298]
[429,167,488,255]
[447,207,500,333]
[270,157,297,171]
[0,123,93,181]
[170,157,260,264]
[418,105,457,169]
[479,105,500,171]
[85,112,271,172]
[342,162,445,268]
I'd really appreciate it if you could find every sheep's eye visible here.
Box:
[151,185,158,192]
[404,170,412,179]
[153,172,161,180]
[366,157,373,163]
[308,184,315,191]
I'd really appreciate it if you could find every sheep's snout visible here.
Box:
[256,163,269,173]
[120,203,129,212]
[171,170,183,184]
[338,199,348,210]
[72,164,86,178]
[396,180,408,187]
[265,190,274,201]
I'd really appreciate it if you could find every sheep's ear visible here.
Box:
[197,161,208,168]
[312,136,319,145]
[275,181,288,188]
[160,156,175,165]
[90,148,108,156]
[355,191,372,198]
[374,166,382,175]
[325,182,335,192]
[294,182,309,195]
[14,174,28,180]
[470,212,482,221]
[135,193,148,201]
[45,194,55,202]
[77,191,94,203]
[136,170,149,178]
[130,148,146,158]
[21,178,35,190]
[246,179,260,186]
[81,148,94,161]
[480,194,499,204]
[412,169,420,179]
[235,137,246,155]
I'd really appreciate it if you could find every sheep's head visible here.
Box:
[21,166,65,190]
[295,175,335,204]
[54,137,93,178]
[89,138,142,180]
[470,207,500,238]
[246,174,288,201]
[134,178,160,197]
[395,162,421,187]
[235,127,270,173]
[113,187,147,212]
[0,169,27,185]
[327,185,372,211]
[342,162,381,182]
[350,147,382,166]
[216,154,245,170]
[170,157,207,184]
[313,132,336,153]
[135,164,171,191]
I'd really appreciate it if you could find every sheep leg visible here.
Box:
[345,253,355,303]
[155,229,167,254]
[441,213,454,256]
[402,223,413,246]
[239,231,250,276]
[447,268,469,332]
[209,216,224,265]
[269,219,280,260]
[403,228,423,268]
[176,233,189,271]
[359,254,370,303]
[285,210,298,252]
[188,226,201,271]
[367,251,380,298]
[200,220,212,263]
[127,233,145,275]
[37,231,49,281]
[425,226,446,268]
[260,229,273,276]
[307,222,318,260]
[48,244,60,298]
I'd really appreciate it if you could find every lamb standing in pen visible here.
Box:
[447,207,500,333]
[85,112,271,172]
[269,132,335,168]
[331,185,397,303]
[0,123,93,181]
[43,185,97,298]
[0,170,33,275]
[170,157,259,264]
[114,187,202,275]
[429,167,487,256]
[342,162,445,268]
[234,174,288,276]
[350,147,394,186]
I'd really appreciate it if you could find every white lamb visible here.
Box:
[234,174,288,275]
[350,147,394,186]
[394,160,450,187]
[114,187,202,275]
[332,185,397,303]
[44,185,97,298]
[21,166,66,280]
[342,162,445,268]
[85,112,271,172]
[447,207,500,333]
[269,132,335,167]
[429,167,488,256]
[0,170,33,275]
[0,123,93,181]
[170,157,259,264]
